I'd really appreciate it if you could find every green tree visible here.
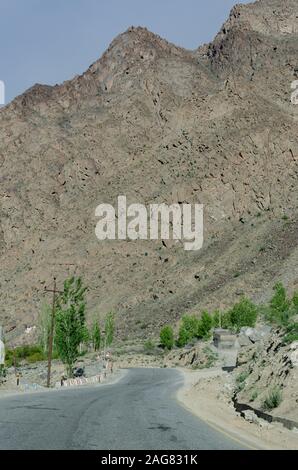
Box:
[55,277,88,377]
[212,310,221,328]
[160,326,174,350]
[176,326,189,348]
[269,282,290,324]
[177,315,199,347]
[104,312,115,347]
[197,311,213,339]
[92,320,101,351]
[228,298,258,331]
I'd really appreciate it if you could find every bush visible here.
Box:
[249,390,258,402]
[91,320,101,351]
[202,346,218,368]
[104,312,115,347]
[264,283,297,326]
[160,326,174,350]
[263,387,282,411]
[235,370,249,392]
[27,352,45,363]
[176,315,199,347]
[144,339,155,354]
[176,326,190,348]
[221,310,233,329]
[197,311,213,339]
[266,283,291,325]
[5,345,46,367]
[236,370,249,384]
[270,282,290,316]
[212,310,221,328]
[228,298,258,331]
[283,323,298,345]
[292,292,298,312]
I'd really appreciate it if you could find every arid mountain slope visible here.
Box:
[0,0,297,343]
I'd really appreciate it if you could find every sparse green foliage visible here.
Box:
[202,346,218,368]
[283,322,298,345]
[235,370,249,392]
[228,298,258,331]
[55,276,88,377]
[263,387,282,411]
[291,291,298,314]
[264,283,297,326]
[160,326,174,350]
[236,370,249,384]
[0,365,5,376]
[92,321,101,351]
[144,339,155,354]
[270,282,290,323]
[250,390,258,402]
[221,310,233,329]
[177,315,199,347]
[5,345,47,367]
[212,310,221,328]
[104,312,115,347]
[197,311,213,339]
[176,325,190,348]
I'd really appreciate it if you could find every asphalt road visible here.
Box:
[0,368,245,450]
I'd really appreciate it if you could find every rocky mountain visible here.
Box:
[0,0,297,344]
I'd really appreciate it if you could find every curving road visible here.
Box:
[0,368,245,450]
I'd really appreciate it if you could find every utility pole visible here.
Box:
[46,278,57,388]
[44,278,63,388]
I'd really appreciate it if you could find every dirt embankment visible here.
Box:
[177,368,298,450]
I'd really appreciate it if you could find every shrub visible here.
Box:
[0,365,7,378]
[263,284,298,326]
[104,312,115,347]
[202,346,218,368]
[91,320,101,351]
[144,340,155,353]
[250,390,258,402]
[292,292,298,311]
[268,282,291,325]
[235,370,249,392]
[263,387,282,411]
[283,323,298,345]
[221,310,232,329]
[5,345,46,366]
[197,311,213,339]
[236,370,249,384]
[176,326,190,348]
[27,352,45,363]
[228,298,258,331]
[212,310,221,328]
[160,326,174,350]
[177,315,199,347]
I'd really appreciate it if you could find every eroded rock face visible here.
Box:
[290,341,298,366]
[234,330,298,421]
[0,0,298,342]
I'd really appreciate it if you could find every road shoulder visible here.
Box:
[176,367,298,450]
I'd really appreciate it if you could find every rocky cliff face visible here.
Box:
[0,0,297,343]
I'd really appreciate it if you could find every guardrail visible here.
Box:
[55,366,112,389]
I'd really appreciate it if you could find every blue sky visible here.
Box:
[0,0,251,103]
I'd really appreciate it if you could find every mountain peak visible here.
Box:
[224,0,298,36]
